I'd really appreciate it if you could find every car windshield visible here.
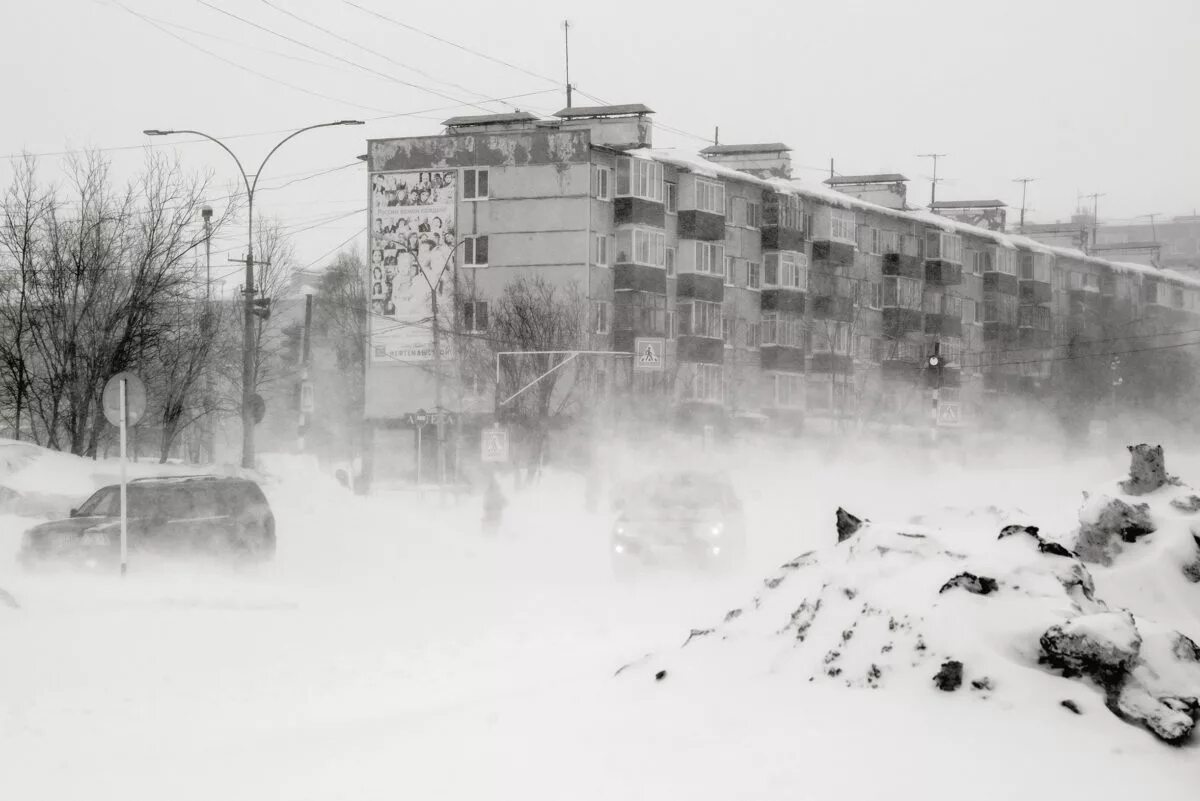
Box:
[75,487,119,517]
[621,472,733,514]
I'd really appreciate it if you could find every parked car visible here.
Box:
[610,470,747,577]
[18,475,275,567]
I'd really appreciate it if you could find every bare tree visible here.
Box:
[0,155,52,440]
[488,275,587,475]
[311,249,368,454]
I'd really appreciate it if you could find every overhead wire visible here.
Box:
[195,0,498,113]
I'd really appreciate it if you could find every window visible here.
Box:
[463,235,489,266]
[747,261,761,290]
[614,291,667,333]
[683,364,723,404]
[924,232,963,264]
[772,373,805,408]
[857,226,879,255]
[725,256,737,286]
[869,338,884,363]
[769,194,803,230]
[592,233,609,266]
[806,375,833,411]
[678,299,723,338]
[962,299,977,325]
[616,158,664,202]
[665,181,677,213]
[877,230,900,255]
[882,276,922,309]
[966,250,983,276]
[691,241,726,274]
[830,210,857,244]
[462,301,488,332]
[665,246,676,277]
[811,322,852,354]
[763,251,807,290]
[746,200,762,228]
[695,178,726,215]
[591,300,610,334]
[745,320,760,348]
[867,282,882,310]
[986,247,1018,276]
[462,168,489,200]
[665,309,677,338]
[760,312,805,348]
[1018,305,1050,330]
[616,228,667,267]
[1020,252,1052,282]
[591,165,611,201]
[983,293,1018,324]
[722,316,733,346]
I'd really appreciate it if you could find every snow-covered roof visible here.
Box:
[627,147,1200,290]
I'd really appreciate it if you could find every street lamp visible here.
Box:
[143,120,364,469]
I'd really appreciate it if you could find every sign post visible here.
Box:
[481,425,509,463]
[103,372,146,576]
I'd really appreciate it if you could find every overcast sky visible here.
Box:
[2,0,1197,283]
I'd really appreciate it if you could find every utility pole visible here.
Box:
[143,120,364,469]
[829,158,834,181]
[201,205,214,463]
[917,153,947,210]
[1012,177,1036,233]
[714,126,719,147]
[1085,192,1106,250]
[563,20,572,109]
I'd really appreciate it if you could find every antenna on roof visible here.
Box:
[1012,177,1037,233]
[917,153,947,210]
[562,20,573,109]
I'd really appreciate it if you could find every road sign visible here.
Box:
[102,372,147,427]
[937,401,962,427]
[633,337,664,373]
[481,426,509,463]
[414,408,429,426]
[299,382,314,413]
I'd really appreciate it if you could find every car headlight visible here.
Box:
[708,522,724,537]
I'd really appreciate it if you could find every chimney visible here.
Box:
[700,143,792,180]
[551,103,655,150]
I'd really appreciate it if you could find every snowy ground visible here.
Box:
[1,439,1198,800]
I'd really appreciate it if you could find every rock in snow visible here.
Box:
[1119,443,1170,496]
[0,586,19,610]
[624,444,1200,746]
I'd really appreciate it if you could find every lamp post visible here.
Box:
[143,121,364,468]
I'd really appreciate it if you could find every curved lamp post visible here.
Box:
[143,121,364,468]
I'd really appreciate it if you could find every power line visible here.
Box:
[257,0,523,113]
[343,0,559,87]
[300,226,367,270]
[194,0,497,113]
[115,2,398,114]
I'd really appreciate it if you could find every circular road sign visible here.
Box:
[102,372,148,427]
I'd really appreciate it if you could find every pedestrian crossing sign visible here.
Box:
[937,401,962,427]
[634,337,664,373]
[481,426,509,463]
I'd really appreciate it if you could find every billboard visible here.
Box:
[368,169,457,363]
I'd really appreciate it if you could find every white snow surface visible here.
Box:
[1,440,1199,800]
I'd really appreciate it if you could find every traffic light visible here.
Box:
[252,296,271,320]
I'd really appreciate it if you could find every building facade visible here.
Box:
[363,106,1200,480]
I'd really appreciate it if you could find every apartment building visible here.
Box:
[364,105,1200,478]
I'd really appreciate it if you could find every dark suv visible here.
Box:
[610,470,747,577]
[18,476,275,567]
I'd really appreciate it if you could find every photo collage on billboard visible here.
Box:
[369,169,457,362]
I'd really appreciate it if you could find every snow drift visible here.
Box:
[626,444,1200,747]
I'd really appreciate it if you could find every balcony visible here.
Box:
[883,252,923,280]
[982,321,1018,344]
[614,197,664,228]
[924,313,962,337]
[677,209,724,241]
[983,272,1018,296]
[1068,289,1103,312]
[613,264,667,294]
[675,272,724,303]
[1018,327,1051,349]
[924,367,962,389]
[882,308,923,337]
[811,239,855,267]
[881,357,919,382]
[925,260,963,286]
[759,345,806,373]
[760,288,806,314]
[810,295,855,322]
[1019,279,1052,305]
[761,225,805,252]
[676,335,724,365]
[809,351,854,374]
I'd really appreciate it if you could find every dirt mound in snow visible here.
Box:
[626,445,1200,747]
